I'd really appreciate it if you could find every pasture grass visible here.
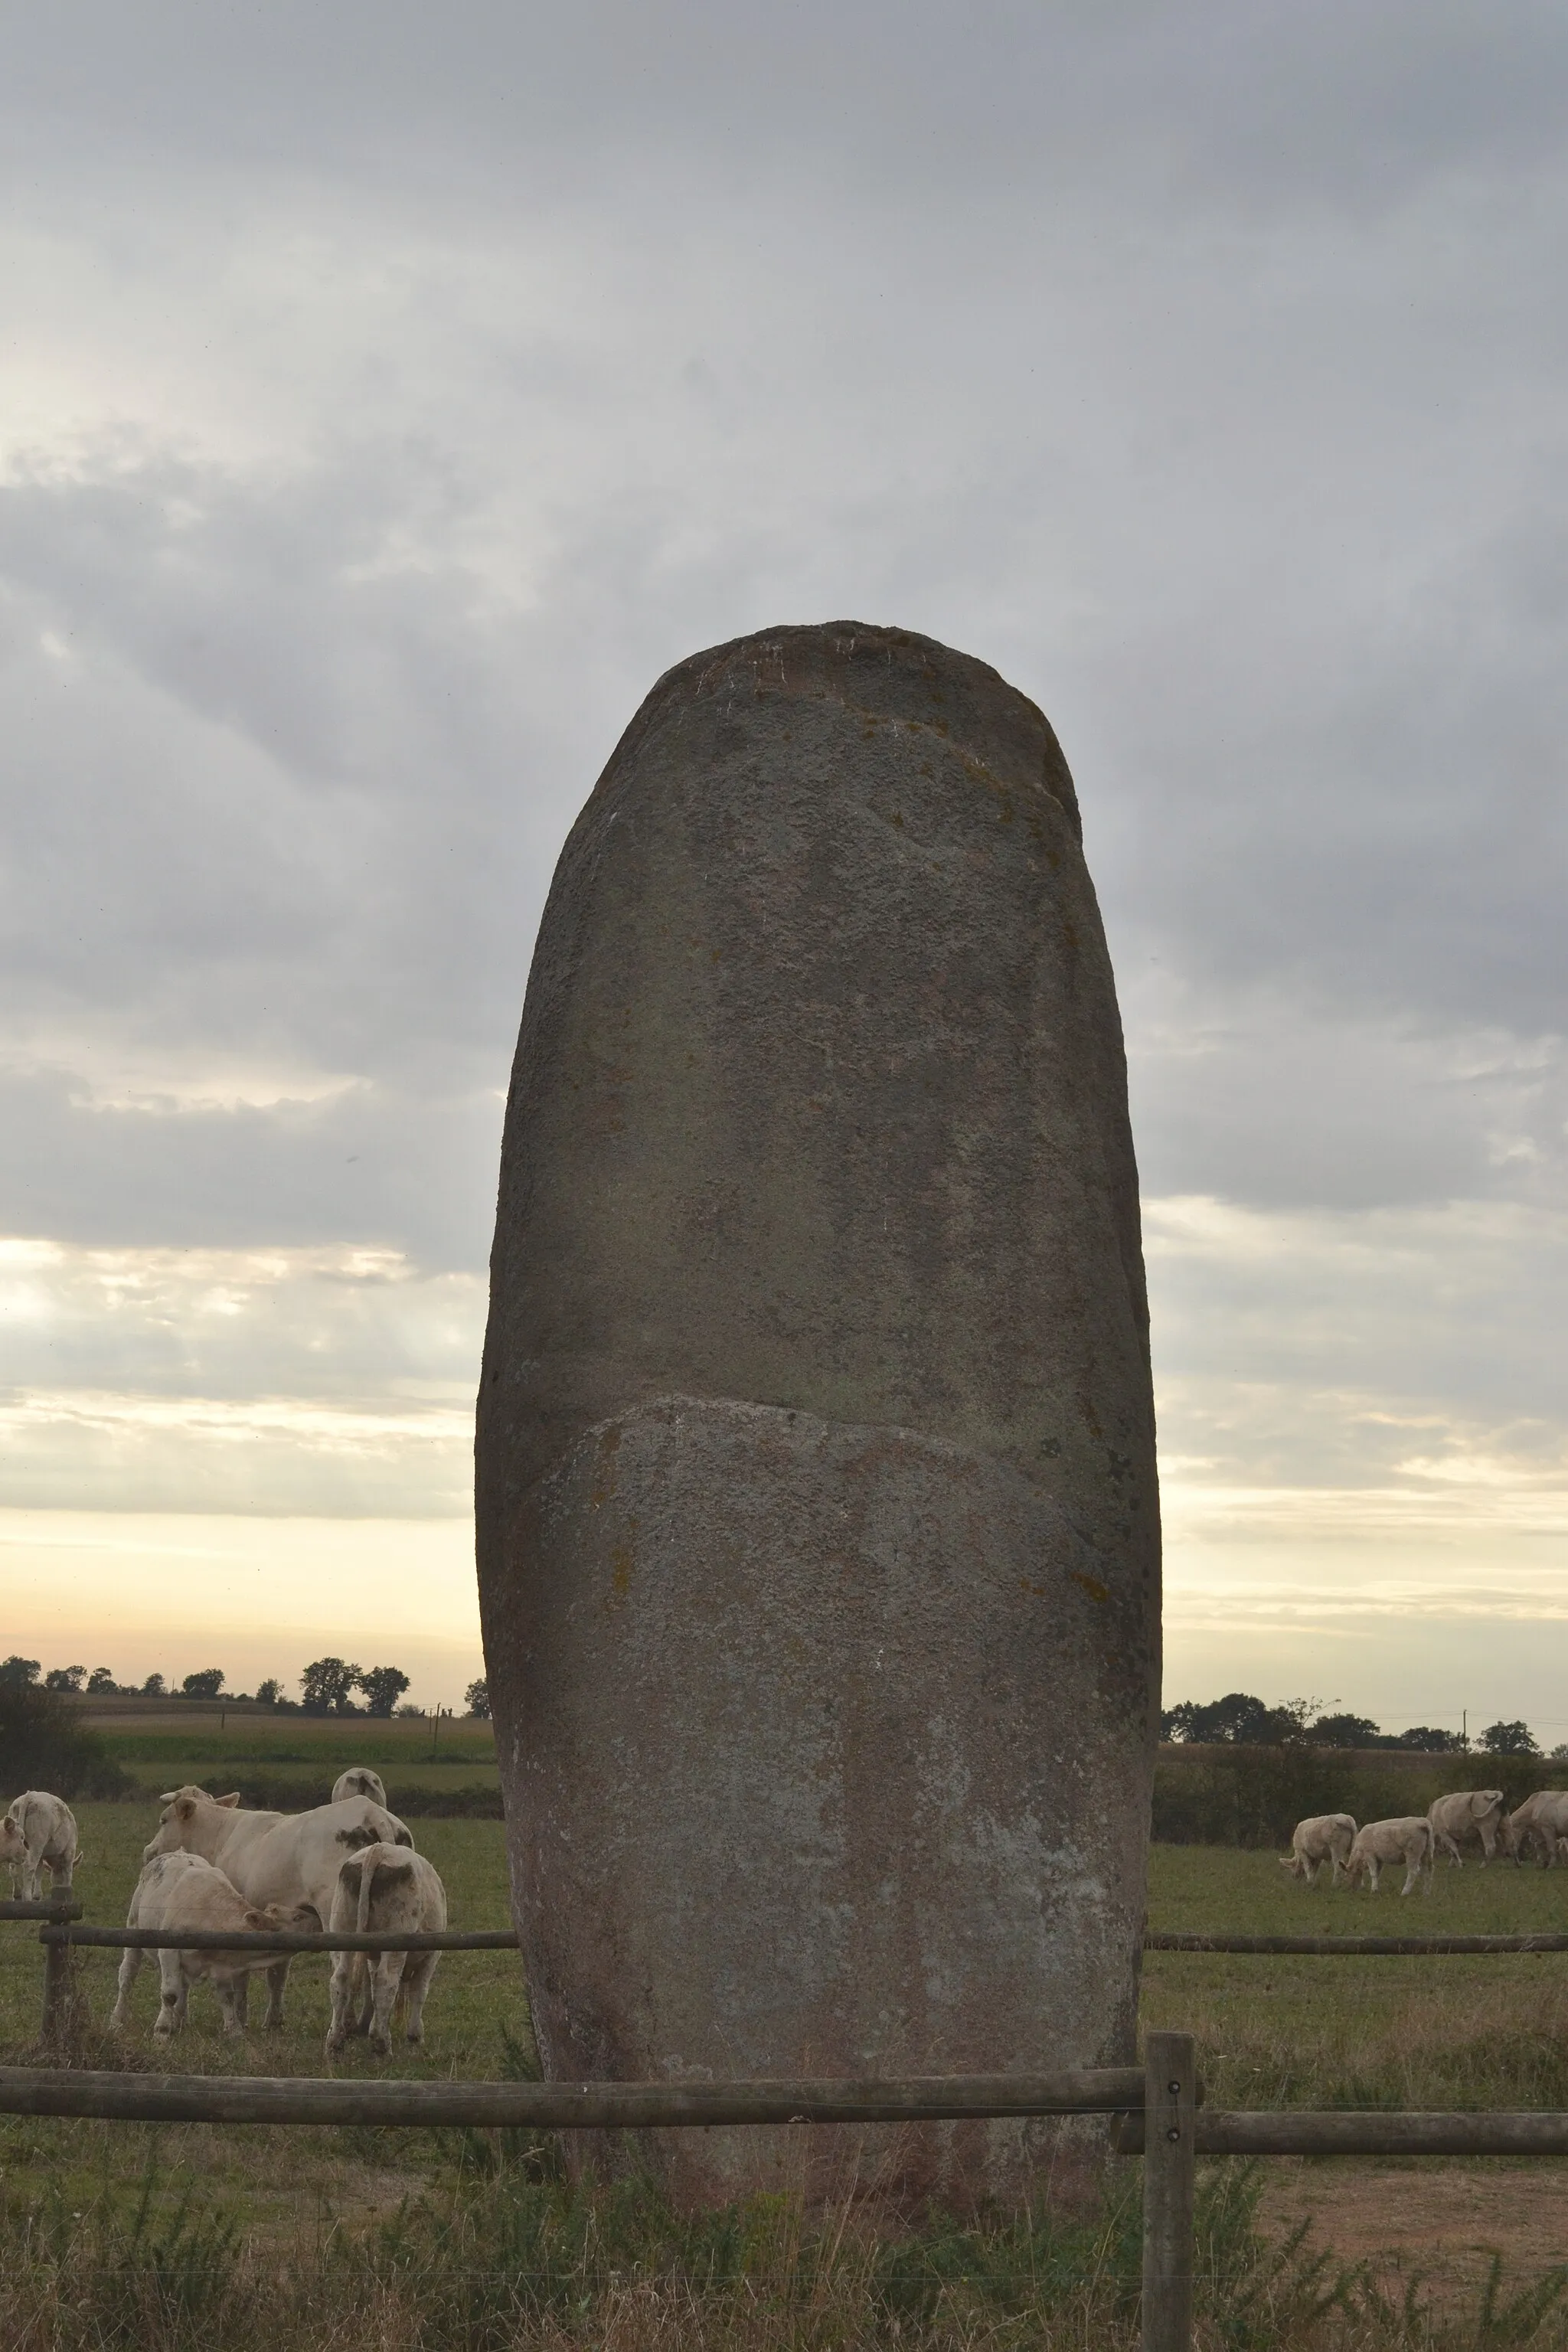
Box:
[91,1709,499,1799]
[1145,1841,1568,2114]
[8,1821,1568,2344]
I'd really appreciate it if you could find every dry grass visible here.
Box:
[5,2154,1566,2352]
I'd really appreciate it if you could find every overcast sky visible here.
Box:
[2,1,1564,1726]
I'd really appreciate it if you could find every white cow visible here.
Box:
[1345,1815,1434,1895]
[1,1792,80,1900]
[110,1851,313,2038]
[1428,1788,1509,1867]
[143,1785,414,2025]
[1507,1790,1568,1867]
[331,1767,387,1808]
[1279,1813,1357,1886]
[325,1841,447,2056]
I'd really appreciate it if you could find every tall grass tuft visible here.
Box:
[8,2153,1568,2350]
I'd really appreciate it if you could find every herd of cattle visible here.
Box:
[11,1775,1568,2048]
[2,1772,446,2054]
[1284,1788,1568,1895]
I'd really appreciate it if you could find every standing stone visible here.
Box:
[477,622,1158,2210]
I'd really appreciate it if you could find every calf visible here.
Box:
[331,1767,387,1808]
[110,1852,312,2037]
[1345,1815,1433,1895]
[1428,1788,1508,1867]
[325,1841,446,2056]
[143,1785,414,2025]
[1279,1813,1357,1886]
[1,1792,80,1900]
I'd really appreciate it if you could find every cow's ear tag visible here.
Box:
[216,1792,241,1808]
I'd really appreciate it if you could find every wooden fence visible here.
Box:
[11,1906,1568,2351]
[1146,1929,1568,1954]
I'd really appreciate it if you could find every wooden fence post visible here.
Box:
[1141,2030,1196,2352]
[40,1920,84,2059]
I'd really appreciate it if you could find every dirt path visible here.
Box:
[1260,2162,1568,2303]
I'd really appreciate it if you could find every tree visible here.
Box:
[0,1657,41,1689]
[0,1677,128,1800]
[1161,1693,1315,1746]
[255,1678,283,1707]
[87,1668,119,1694]
[44,1665,87,1694]
[301,1657,361,1715]
[1309,1712,1383,1748]
[140,1673,166,1697]
[181,1668,225,1700]
[1396,1725,1468,1753]
[358,1665,410,1718]
[1481,1719,1539,1756]
[464,1677,490,1720]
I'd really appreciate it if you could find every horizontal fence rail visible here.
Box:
[1117,2108,1568,2158]
[0,1902,82,1923]
[41,1924,519,1954]
[1145,1932,1568,1955]
[0,2063,1146,2130]
[28,1923,1568,1957]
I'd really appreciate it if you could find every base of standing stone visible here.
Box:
[488,1394,1147,2211]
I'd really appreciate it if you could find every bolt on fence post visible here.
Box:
[1141,2030,1196,2352]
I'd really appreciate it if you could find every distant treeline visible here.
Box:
[1162,1691,1553,1759]
[1,1655,492,1721]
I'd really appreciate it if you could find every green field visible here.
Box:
[1146,1842,1568,2114]
[88,1710,501,1805]
[9,1790,1568,2347]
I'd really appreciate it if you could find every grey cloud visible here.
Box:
[3,2,1564,216]
[0,3,1564,1554]
[1146,1198,1568,1439]
[1126,990,1568,1213]
[0,1072,502,1267]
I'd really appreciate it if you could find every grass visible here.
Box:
[1145,1843,1568,2115]
[10,1799,1568,2345]
[90,1711,500,1802]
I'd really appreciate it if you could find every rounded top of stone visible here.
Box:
[612,621,1080,839]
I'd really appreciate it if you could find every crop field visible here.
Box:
[85,1708,501,1806]
[8,1775,1568,2347]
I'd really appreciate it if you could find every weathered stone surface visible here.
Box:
[477,622,1158,2207]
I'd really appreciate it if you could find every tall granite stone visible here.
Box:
[476,622,1159,2209]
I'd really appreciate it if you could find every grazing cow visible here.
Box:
[1279,1813,1357,1886]
[1,1791,80,1900]
[1345,1815,1433,1895]
[1507,1790,1568,1867]
[1428,1789,1509,1867]
[331,1767,387,1808]
[110,1851,313,2037]
[325,1841,447,2056]
[143,1785,414,2025]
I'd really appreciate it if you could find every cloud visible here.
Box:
[1147,1195,1568,1452]
[0,5,1563,1704]
[0,1240,480,1511]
